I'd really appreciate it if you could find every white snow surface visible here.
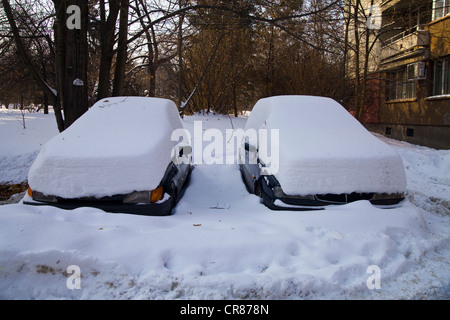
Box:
[0,107,449,300]
[27,97,184,198]
[245,96,406,195]
[0,108,59,184]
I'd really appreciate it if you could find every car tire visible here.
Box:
[240,166,252,194]
[256,177,276,207]
[168,182,178,215]
[254,180,262,197]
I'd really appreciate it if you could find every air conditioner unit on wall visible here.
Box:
[407,62,426,80]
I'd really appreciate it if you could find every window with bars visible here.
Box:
[433,57,450,96]
[386,68,416,101]
[433,0,450,20]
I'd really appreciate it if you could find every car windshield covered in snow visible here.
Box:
[240,95,407,210]
[24,96,192,215]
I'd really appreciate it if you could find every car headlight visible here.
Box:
[123,186,164,204]
[30,188,58,203]
[273,185,315,200]
[273,186,284,198]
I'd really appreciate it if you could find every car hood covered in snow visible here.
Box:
[245,95,407,196]
[28,97,185,198]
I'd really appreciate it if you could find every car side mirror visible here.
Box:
[172,145,192,164]
[179,145,192,157]
[243,142,258,165]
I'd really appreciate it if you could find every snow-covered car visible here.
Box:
[239,95,407,210]
[24,97,192,215]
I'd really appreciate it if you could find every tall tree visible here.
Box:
[177,0,186,109]
[53,0,89,129]
[345,0,388,121]
[1,0,64,131]
[112,0,129,96]
[96,0,120,100]
[182,0,257,115]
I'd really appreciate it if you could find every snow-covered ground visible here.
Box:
[0,107,449,300]
[0,109,59,185]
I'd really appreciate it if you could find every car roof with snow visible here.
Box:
[245,95,407,196]
[28,96,185,199]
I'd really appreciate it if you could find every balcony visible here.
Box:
[381,0,403,11]
[380,26,430,63]
[381,0,431,12]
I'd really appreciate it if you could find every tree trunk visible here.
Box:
[232,84,238,117]
[353,0,361,119]
[266,26,274,97]
[136,0,157,97]
[342,0,351,103]
[41,61,49,114]
[53,0,89,129]
[112,0,129,97]
[97,0,120,100]
[177,7,185,109]
[65,0,89,128]
[358,0,375,121]
[52,0,66,131]
[359,27,370,121]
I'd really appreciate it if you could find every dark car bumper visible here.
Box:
[258,180,325,211]
[258,176,404,211]
[23,195,174,216]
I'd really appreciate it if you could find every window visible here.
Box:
[433,0,450,20]
[406,128,415,137]
[386,68,416,101]
[433,57,450,96]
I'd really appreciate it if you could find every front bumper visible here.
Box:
[259,181,324,211]
[23,194,174,216]
[259,177,405,211]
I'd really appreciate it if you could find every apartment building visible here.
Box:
[346,0,450,149]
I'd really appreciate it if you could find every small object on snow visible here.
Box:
[210,202,231,209]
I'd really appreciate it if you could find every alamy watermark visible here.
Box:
[366,5,382,30]
[66,5,81,30]
[170,121,280,175]
[366,265,381,290]
[66,265,81,290]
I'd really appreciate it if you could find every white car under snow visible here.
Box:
[239,95,407,210]
[24,96,192,215]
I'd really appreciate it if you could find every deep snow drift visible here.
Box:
[0,107,449,300]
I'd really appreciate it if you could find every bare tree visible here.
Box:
[344,0,391,120]
[96,0,120,100]
[1,0,65,131]
[112,0,129,96]
[1,0,349,130]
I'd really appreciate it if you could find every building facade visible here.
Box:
[347,0,450,149]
